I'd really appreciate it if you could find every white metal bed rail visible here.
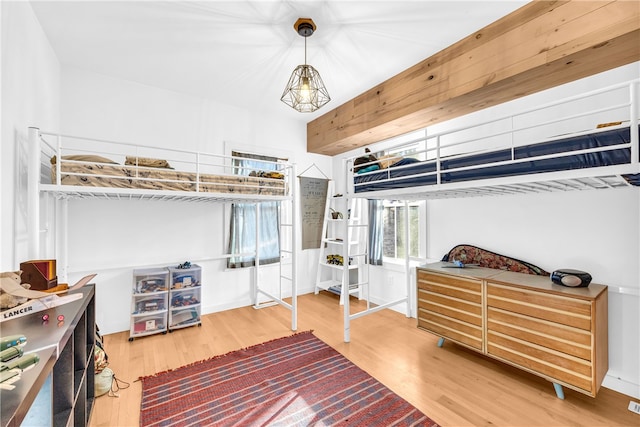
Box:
[35,128,294,200]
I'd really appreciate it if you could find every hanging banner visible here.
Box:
[299,177,329,250]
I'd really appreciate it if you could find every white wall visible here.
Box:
[1,1,61,271]
[335,63,640,398]
[57,68,332,335]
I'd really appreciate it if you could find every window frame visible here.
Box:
[381,199,426,265]
[225,149,287,269]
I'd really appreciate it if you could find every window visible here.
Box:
[227,151,281,268]
[382,200,422,261]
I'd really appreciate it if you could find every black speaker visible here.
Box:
[551,269,592,288]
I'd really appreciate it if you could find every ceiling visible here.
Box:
[30,0,528,124]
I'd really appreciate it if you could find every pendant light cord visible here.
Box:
[304,36,307,65]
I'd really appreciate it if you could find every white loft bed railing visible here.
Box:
[346,79,640,200]
[339,79,639,342]
[26,127,298,331]
[33,129,293,202]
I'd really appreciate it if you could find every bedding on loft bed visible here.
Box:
[354,125,640,193]
[50,156,286,196]
[44,139,289,198]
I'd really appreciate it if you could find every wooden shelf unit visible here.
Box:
[417,263,608,399]
[1,285,96,427]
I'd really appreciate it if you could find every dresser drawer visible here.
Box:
[418,271,482,301]
[487,330,593,393]
[417,289,482,325]
[418,308,483,350]
[487,306,592,360]
[486,282,592,330]
[417,270,483,350]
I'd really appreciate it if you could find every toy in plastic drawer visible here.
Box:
[133,295,167,314]
[169,265,201,289]
[135,275,167,293]
[169,306,201,329]
[132,315,166,335]
[170,289,200,308]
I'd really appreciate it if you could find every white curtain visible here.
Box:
[368,199,383,265]
[227,152,280,268]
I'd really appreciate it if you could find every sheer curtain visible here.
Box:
[368,199,384,265]
[227,152,280,268]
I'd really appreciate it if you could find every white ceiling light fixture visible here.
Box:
[281,18,330,113]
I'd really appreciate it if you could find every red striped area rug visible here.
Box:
[139,331,438,426]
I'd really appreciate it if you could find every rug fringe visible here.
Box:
[137,330,314,381]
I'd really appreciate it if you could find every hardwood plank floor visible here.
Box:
[90,292,638,426]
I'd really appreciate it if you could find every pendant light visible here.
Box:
[281,18,330,113]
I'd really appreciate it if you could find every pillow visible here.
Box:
[50,154,118,165]
[125,156,172,169]
[378,154,401,169]
[356,164,380,174]
[353,148,380,173]
[442,244,548,276]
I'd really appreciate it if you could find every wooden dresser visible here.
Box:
[416,263,608,399]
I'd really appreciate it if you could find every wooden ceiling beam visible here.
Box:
[307,1,640,156]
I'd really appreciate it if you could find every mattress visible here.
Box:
[354,126,639,193]
[51,161,286,196]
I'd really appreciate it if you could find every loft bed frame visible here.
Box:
[348,80,639,200]
[339,79,639,342]
[27,127,298,331]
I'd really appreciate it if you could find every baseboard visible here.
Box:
[202,286,316,315]
[202,298,250,314]
[603,375,640,400]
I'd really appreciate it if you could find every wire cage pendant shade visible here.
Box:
[281,18,330,113]
[281,64,330,113]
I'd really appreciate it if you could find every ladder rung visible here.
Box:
[319,262,358,270]
[323,238,344,244]
[316,279,341,290]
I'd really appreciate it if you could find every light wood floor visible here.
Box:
[91,292,638,426]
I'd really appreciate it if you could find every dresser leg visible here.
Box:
[553,382,565,399]
[437,337,445,347]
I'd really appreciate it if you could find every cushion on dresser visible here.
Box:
[441,244,548,275]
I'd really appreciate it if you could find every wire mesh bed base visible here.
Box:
[39,184,292,204]
[358,170,637,201]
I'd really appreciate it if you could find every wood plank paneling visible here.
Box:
[307,1,640,155]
